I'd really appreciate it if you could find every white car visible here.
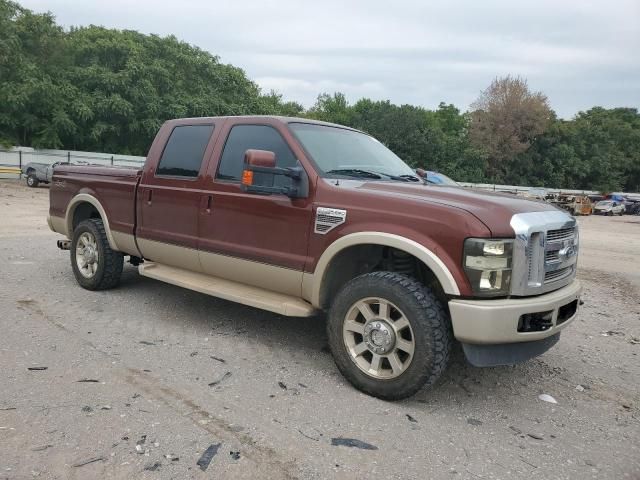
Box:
[593,200,625,215]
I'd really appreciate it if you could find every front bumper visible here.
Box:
[448,279,582,344]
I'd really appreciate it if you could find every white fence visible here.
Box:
[0,147,145,179]
[2,146,638,197]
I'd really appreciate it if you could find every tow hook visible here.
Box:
[57,239,71,250]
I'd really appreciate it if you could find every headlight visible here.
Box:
[463,238,513,297]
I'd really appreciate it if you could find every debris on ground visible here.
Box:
[600,330,624,337]
[575,385,585,392]
[77,379,100,383]
[135,445,146,454]
[190,351,198,357]
[0,407,16,411]
[100,405,112,410]
[629,336,640,345]
[298,425,323,441]
[164,454,179,461]
[196,443,221,471]
[71,456,105,467]
[27,367,47,371]
[139,341,156,346]
[467,418,483,426]
[331,438,378,450]
[81,406,93,413]
[210,356,226,363]
[144,462,161,471]
[31,445,53,452]
[406,414,418,423]
[298,383,308,388]
[229,450,240,460]
[208,371,232,387]
[527,433,544,440]
[538,394,558,404]
[278,381,287,390]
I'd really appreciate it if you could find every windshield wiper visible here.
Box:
[325,169,383,179]
[326,169,421,182]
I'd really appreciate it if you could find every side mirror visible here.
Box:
[241,149,308,199]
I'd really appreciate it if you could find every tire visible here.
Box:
[70,219,123,290]
[26,174,39,188]
[327,271,452,400]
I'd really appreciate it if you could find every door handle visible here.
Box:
[147,189,153,206]
[205,195,212,214]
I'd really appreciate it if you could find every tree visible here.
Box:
[469,75,553,183]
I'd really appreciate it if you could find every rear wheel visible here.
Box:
[327,271,452,400]
[70,219,123,290]
[26,174,39,188]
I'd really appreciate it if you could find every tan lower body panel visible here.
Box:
[112,231,139,257]
[137,238,202,273]
[139,262,316,317]
[448,280,582,344]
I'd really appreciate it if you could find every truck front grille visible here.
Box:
[510,212,578,296]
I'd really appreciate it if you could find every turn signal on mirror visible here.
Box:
[241,169,253,186]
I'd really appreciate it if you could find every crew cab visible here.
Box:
[48,116,582,400]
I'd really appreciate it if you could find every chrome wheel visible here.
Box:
[342,297,415,379]
[75,231,99,278]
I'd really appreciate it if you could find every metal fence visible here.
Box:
[0,147,145,178]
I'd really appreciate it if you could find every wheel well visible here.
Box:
[318,244,448,310]
[26,167,35,174]
[71,202,102,231]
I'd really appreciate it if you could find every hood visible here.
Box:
[354,182,563,237]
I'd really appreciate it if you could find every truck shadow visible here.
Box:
[120,266,567,408]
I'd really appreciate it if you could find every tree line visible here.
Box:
[1,0,638,192]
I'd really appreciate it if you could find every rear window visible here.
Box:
[156,124,214,177]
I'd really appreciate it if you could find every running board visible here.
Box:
[138,262,317,317]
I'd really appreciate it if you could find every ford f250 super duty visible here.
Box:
[48,116,582,400]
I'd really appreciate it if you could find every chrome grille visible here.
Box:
[545,266,573,283]
[547,227,575,242]
[510,212,578,296]
[545,251,560,263]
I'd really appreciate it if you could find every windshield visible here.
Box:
[426,172,458,186]
[289,123,416,179]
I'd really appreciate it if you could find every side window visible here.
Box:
[216,125,297,184]
[156,124,214,178]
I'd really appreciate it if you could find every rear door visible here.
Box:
[137,121,219,272]
[198,119,315,296]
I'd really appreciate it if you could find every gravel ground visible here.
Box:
[1,180,639,479]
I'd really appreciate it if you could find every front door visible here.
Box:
[198,121,314,296]
[137,122,217,272]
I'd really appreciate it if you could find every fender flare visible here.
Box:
[309,231,461,306]
[65,194,119,250]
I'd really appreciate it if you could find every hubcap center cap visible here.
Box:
[84,247,96,263]
[364,320,396,354]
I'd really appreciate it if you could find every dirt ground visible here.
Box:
[0,179,638,479]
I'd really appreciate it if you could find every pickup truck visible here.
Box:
[48,116,582,400]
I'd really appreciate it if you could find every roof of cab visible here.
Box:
[168,115,362,133]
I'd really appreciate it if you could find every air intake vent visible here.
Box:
[314,207,347,234]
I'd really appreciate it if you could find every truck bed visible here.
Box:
[49,164,141,241]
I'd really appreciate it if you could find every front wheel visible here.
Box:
[327,271,452,400]
[70,219,123,290]
[26,174,39,188]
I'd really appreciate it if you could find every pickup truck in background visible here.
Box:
[22,161,67,187]
[48,116,582,400]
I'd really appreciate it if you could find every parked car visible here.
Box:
[415,169,459,186]
[22,161,65,187]
[593,200,625,215]
[48,116,582,400]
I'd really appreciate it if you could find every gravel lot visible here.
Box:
[1,179,639,479]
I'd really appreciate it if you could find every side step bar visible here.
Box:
[139,262,317,317]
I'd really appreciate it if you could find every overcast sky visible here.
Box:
[21,0,640,118]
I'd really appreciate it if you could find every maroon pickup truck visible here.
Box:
[48,116,582,399]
